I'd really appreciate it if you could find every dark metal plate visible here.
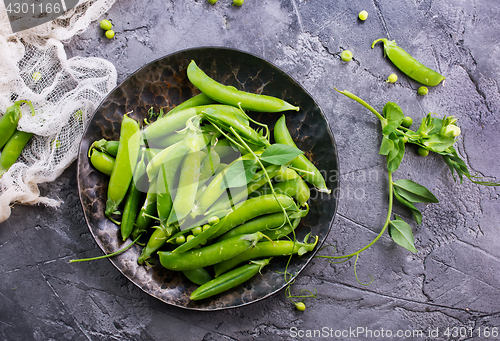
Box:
[77,47,339,310]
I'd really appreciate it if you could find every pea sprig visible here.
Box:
[317,89,499,284]
[75,61,331,309]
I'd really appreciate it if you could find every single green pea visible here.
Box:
[418,86,429,96]
[105,30,115,39]
[207,216,219,225]
[402,116,413,128]
[341,50,353,62]
[207,0,217,3]
[203,224,211,232]
[358,10,368,21]
[99,19,112,31]
[175,235,186,244]
[186,235,195,242]
[402,136,409,144]
[32,72,42,82]
[418,147,429,157]
[386,73,398,83]
[192,226,203,236]
[233,0,244,6]
[295,302,306,311]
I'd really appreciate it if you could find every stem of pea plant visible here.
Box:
[207,120,245,151]
[334,88,385,121]
[69,234,142,263]
[316,171,394,285]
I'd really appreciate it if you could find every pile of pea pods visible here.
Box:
[0,100,36,178]
[88,60,330,300]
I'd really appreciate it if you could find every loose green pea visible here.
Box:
[418,86,429,96]
[99,19,112,30]
[386,73,398,83]
[418,147,429,157]
[295,302,306,311]
[358,10,368,21]
[105,30,115,39]
[32,72,42,82]
[175,235,186,244]
[341,50,353,62]
[402,116,413,128]
[233,0,244,6]
[207,0,217,3]
[192,226,203,236]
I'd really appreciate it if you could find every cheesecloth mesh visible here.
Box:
[0,0,118,222]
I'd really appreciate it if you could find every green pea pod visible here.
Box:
[194,152,263,215]
[143,104,247,143]
[0,130,33,178]
[216,210,305,242]
[191,258,272,301]
[187,60,299,113]
[89,139,119,157]
[262,217,302,240]
[158,231,267,271]
[156,146,191,227]
[105,115,141,220]
[198,148,221,185]
[273,115,330,194]
[183,268,213,286]
[0,100,32,149]
[213,138,237,159]
[167,123,204,225]
[166,93,216,117]
[89,149,115,176]
[202,108,269,147]
[137,226,176,265]
[142,107,199,142]
[209,193,298,240]
[131,182,157,240]
[147,131,211,151]
[274,176,310,207]
[213,236,317,277]
[372,38,445,87]
[205,165,281,215]
[198,105,249,127]
[146,142,182,180]
[120,151,146,241]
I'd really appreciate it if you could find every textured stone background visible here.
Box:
[1,0,500,340]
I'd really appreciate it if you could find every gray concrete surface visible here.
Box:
[2,0,500,340]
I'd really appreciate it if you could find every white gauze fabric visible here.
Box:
[0,0,118,222]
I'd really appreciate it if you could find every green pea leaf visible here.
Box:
[259,143,303,165]
[393,189,423,225]
[388,216,418,253]
[393,179,439,203]
[421,134,456,153]
[379,135,394,155]
[221,159,258,189]
[387,134,405,173]
[442,153,467,183]
[382,102,404,135]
